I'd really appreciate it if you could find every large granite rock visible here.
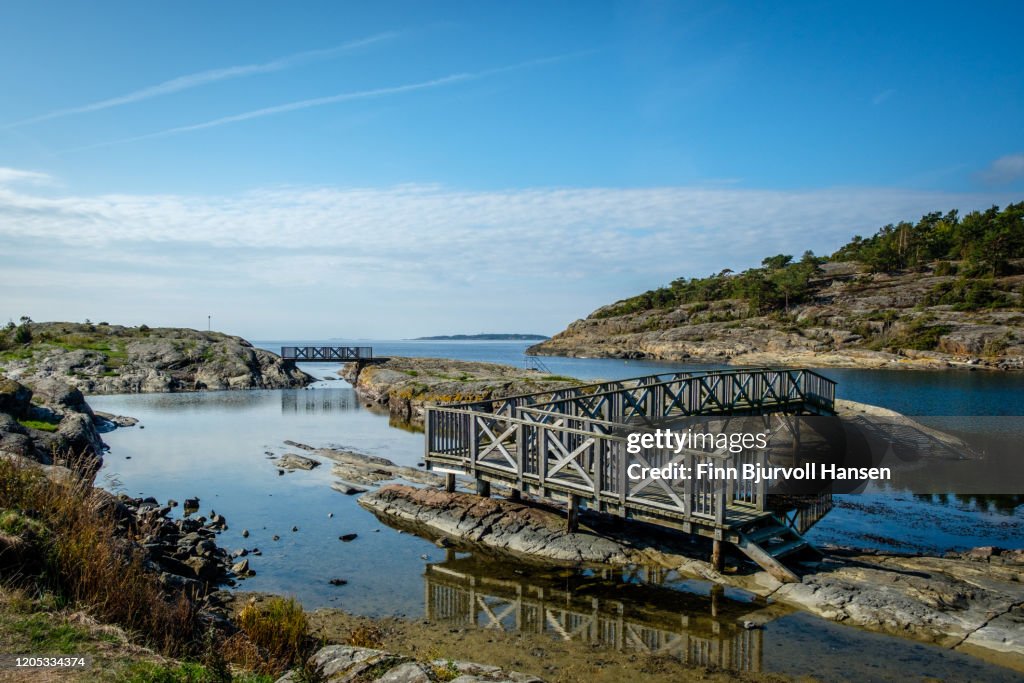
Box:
[0,375,104,465]
[276,644,543,683]
[0,322,312,395]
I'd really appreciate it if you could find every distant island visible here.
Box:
[414,333,550,341]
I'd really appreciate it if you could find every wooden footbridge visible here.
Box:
[424,554,773,672]
[424,367,838,582]
[280,346,373,363]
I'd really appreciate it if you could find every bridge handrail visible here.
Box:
[447,366,777,411]
[446,366,835,414]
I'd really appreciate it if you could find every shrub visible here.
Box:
[236,597,312,673]
[13,324,31,344]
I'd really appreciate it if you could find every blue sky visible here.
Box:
[1,1,1022,338]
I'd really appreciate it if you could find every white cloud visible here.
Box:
[0,167,52,185]
[979,153,1024,184]
[3,32,398,128]
[0,173,1017,337]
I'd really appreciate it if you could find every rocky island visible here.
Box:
[531,204,1024,370]
[0,320,311,393]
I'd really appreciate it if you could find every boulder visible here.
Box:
[277,453,320,470]
[0,378,32,417]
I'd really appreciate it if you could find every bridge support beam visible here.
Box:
[476,479,491,498]
[445,473,456,494]
[509,489,521,502]
[711,539,723,571]
[567,494,580,533]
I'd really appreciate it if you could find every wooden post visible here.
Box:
[445,472,455,493]
[710,583,724,618]
[711,538,723,572]
[509,489,521,501]
[567,494,580,532]
[476,479,491,498]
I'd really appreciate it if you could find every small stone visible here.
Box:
[272,535,280,541]
[242,529,249,538]
[328,512,333,518]
[291,526,298,532]
[339,533,358,542]
[167,499,179,508]
[328,578,348,586]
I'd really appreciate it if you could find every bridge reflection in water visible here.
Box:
[423,555,781,673]
[280,389,359,415]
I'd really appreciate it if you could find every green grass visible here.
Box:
[7,613,93,652]
[117,662,274,683]
[17,418,60,432]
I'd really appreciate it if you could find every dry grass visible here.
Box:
[0,457,201,657]
[229,597,316,676]
[343,624,385,649]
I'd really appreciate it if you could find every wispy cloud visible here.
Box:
[3,32,397,129]
[0,167,53,185]
[978,153,1024,185]
[61,52,593,153]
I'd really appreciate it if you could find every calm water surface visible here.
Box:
[89,340,1024,682]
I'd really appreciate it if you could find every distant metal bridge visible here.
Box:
[424,367,838,582]
[280,346,373,363]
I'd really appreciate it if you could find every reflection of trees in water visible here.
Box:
[913,494,1024,514]
[423,555,778,673]
[280,390,358,414]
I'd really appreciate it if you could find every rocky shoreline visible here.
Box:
[0,321,311,394]
[361,484,1024,672]
[528,263,1024,372]
[340,356,581,426]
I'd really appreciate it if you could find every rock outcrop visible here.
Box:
[277,644,543,683]
[529,262,1024,371]
[0,321,311,394]
[0,375,104,465]
[359,485,687,566]
[340,357,580,426]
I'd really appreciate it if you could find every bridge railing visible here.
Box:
[453,367,834,419]
[426,404,769,523]
[517,368,835,425]
[280,346,373,361]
